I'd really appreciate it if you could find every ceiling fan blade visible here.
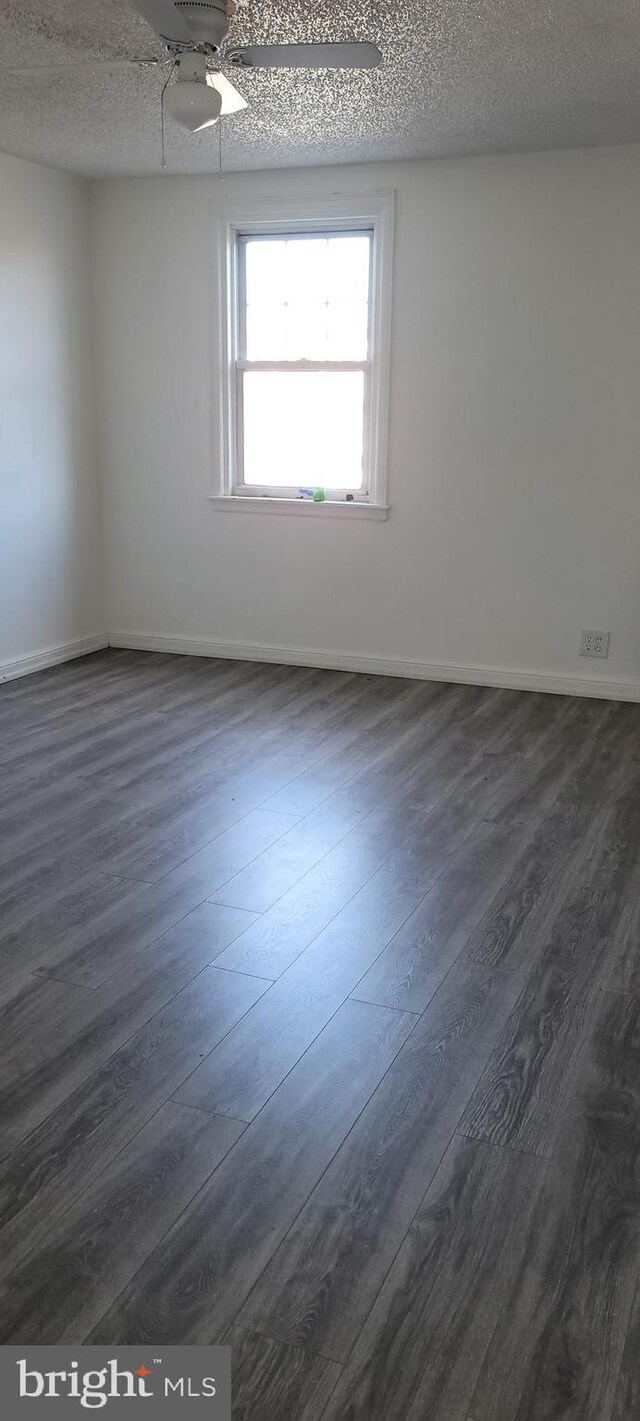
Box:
[206,71,248,114]
[2,58,161,77]
[130,0,193,44]
[224,42,382,71]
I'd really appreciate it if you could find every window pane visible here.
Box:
[242,230,372,362]
[326,303,369,360]
[284,238,329,305]
[245,304,288,361]
[285,304,329,360]
[245,240,286,305]
[242,371,365,490]
[327,236,371,303]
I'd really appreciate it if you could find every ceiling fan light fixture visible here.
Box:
[164,77,222,130]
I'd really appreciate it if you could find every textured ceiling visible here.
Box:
[0,1,639,176]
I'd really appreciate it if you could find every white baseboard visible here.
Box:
[0,633,109,684]
[108,631,640,704]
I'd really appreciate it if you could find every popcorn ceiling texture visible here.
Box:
[0,0,639,175]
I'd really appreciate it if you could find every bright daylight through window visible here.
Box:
[240,231,371,495]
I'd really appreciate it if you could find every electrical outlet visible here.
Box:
[580,629,610,659]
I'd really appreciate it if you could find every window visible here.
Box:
[240,231,371,494]
[213,193,394,518]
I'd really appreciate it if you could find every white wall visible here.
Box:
[0,153,104,675]
[92,146,640,697]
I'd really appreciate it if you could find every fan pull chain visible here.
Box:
[218,116,225,181]
[160,57,177,170]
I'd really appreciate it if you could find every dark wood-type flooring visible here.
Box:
[2,648,640,1419]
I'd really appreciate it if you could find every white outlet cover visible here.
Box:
[580,629,610,658]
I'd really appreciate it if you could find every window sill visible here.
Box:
[209,496,389,521]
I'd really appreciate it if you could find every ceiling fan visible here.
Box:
[3,1,382,137]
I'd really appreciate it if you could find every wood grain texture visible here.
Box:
[225,1326,340,1421]
[321,1135,546,1421]
[0,967,266,1282]
[351,821,527,1013]
[482,695,611,826]
[612,1274,640,1421]
[0,973,91,1058]
[468,990,640,1421]
[604,860,640,999]
[2,651,640,1420]
[459,884,626,1156]
[0,914,268,1157]
[0,1103,244,1343]
[33,889,258,990]
[239,960,522,1360]
[211,800,441,982]
[88,1000,415,1344]
[208,785,389,913]
[464,709,640,976]
[174,867,425,1121]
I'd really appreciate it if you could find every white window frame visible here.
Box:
[211,191,394,520]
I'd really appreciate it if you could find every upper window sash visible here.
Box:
[236,228,374,369]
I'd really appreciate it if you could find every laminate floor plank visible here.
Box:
[612,1274,640,1421]
[210,730,511,994]
[482,696,612,828]
[352,820,529,1013]
[87,786,280,884]
[3,857,257,992]
[0,665,158,734]
[0,863,140,949]
[599,860,640,998]
[471,687,572,758]
[0,968,265,1284]
[224,1326,341,1421]
[259,679,479,820]
[0,910,268,1156]
[87,1000,416,1345]
[0,775,244,894]
[0,770,121,858]
[147,668,374,778]
[2,774,297,906]
[127,806,299,889]
[0,707,171,794]
[0,1103,244,1344]
[73,666,338,796]
[208,784,392,914]
[459,780,640,1159]
[320,1135,546,1421]
[459,883,628,1157]
[117,658,294,730]
[240,960,523,1361]
[0,973,92,1059]
[94,658,314,727]
[1,651,208,720]
[0,775,128,873]
[461,741,635,976]
[468,989,640,1421]
[0,661,310,798]
[296,682,495,836]
[174,863,426,1121]
[212,801,438,982]
[583,764,640,867]
[206,813,361,918]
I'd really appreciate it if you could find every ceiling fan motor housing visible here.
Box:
[173,2,231,50]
